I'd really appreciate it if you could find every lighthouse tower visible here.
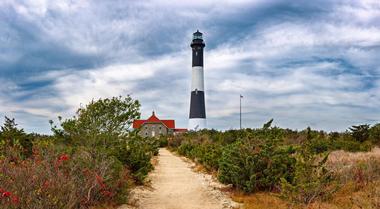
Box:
[189,30,206,130]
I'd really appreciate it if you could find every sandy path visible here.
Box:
[120,148,239,209]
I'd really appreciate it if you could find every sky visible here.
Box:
[0,0,379,134]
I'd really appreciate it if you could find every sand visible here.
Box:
[119,148,239,209]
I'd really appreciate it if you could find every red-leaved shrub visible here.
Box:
[0,146,130,209]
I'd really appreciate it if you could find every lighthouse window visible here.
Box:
[195,51,198,56]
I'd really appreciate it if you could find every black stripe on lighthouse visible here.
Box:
[192,46,204,66]
[189,90,206,118]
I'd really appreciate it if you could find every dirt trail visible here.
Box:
[120,148,239,209]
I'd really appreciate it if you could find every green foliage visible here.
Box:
[302,127,330,154]
[177,139,222,170]
[263,118,274,129]
[49,96,157,183]
[51,96,140,147]
[0,95,158,208]
[280,137,337,204]
[0,117,33,158]
[114,135,159,184]
[171,123,298,193]
[218,138,296,193]
[171,120,378,204]
[158,135,168,147]
[349,124,370,143]
[369,123,380,145]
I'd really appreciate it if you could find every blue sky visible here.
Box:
[0,0,379,133]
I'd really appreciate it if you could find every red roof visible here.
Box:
[174,128,187,132]
[133,112,175,129]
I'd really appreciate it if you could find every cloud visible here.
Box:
[0,0,379,133]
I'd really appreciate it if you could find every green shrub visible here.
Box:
[369,123,380,145]
[49,96,158,184]
[196,143,222,170]
[114,135,157,184]
[280,137,337,204]
[331,138,372,152]
[158,136,168,147]
[0,95,159,208]
[0,117,33,158]
[177,141,196,157]
[349,124,370,143]
[168,135,183,148]
[218,138,296,193]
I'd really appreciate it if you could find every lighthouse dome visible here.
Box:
[193,30,203,40]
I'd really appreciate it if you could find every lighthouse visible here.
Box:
[189,30,206,130]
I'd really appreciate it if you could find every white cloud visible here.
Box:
[1,0,380,133]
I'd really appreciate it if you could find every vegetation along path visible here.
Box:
[121,148,239,209]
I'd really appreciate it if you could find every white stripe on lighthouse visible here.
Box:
[189,118,207,130]
[191,66,204,91]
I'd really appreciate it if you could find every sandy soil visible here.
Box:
[119,148,240,209]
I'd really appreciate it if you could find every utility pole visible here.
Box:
[240,95,243,129]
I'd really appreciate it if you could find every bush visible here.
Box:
[50,96,158,184]
[196,143,222,170]
[218,138,296,193]
[0,95,159,208]
[0,117,34,158]
[331,138,372,152]
[168,135,183,148]
[350,124,370,143]
[50,96,140,148]
[369,123,380,145]
[280,137,337,204]
[157,136,168,147]
[114,135,158,184]
[0,146,129,209]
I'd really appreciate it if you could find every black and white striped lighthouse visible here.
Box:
[189,30,206,130]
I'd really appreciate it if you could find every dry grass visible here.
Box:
[151,155,159,167]
[231,192,289,209]
[329,180,380,209]
[327,147,380,165]
[327,147,380,188]
[238,148,380,209]
[235,182,380,209]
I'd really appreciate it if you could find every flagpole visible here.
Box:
[240,95,242,129]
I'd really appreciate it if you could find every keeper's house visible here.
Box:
[133,111,187,137]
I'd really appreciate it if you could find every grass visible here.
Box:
[231,192,288,209]
[234,181,380,209]
[327,147,380,165]
[236,147,380,209]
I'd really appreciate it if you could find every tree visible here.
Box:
[349,124,370,143]
[53,96,140,147]
[263,118,274,129]
[0,117,32,157]
[369,123,380,144]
